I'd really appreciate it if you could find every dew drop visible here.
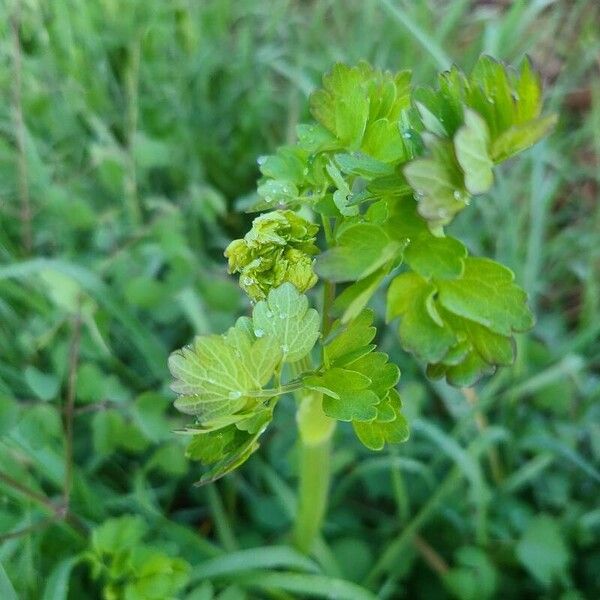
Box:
[453,190,462,200]
[279,313,287,319]
[229,390,242,399]
[265,195,273,203]
[254,328,264,338]
[402,131,412,139]
[243,276,254,286]
[257,155,267,166]
[281,344,289,353]
[265,310,273,318]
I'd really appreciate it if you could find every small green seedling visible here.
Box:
[168,56,555,551]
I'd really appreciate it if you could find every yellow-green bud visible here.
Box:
[225,210,319,301]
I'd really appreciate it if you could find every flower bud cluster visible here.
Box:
[225,210,319,301]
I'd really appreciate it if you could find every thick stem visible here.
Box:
[292,273,336,553]
[293,432,332,554]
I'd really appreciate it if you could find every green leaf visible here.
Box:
[0,396,19,436]
[444,546,497,600]
[490,114,557,163]
[168,320,281,419]
[454,109,494,194]
[186,409,273,484]
[413,65,467,138]
[516,515,570,587]
[259,146,308,183]
[310,63,370,148]
[312,310,402,429]
[360,118,406,162]
[385,197,466,279]
[42,557,80,600]
[0,561,18,600]
[388,255,532,386]
[515,57,542,123]
[325,161,358,216]
[324,309,376,366]
[257,179,299,205]
[347,352,400,398]
[403,138,470,228]
[252,283,320,363]
[444,312,515,366]
[404,235,467,280]
[24,366,60,401]
[387,272,456,363]
[92,516,148,556]
[332,267,389,324]
[196,423,269,486]
[440,352,495,388]
[306,368,379,422]
[296,123,338,153]
[353,389,409,450]
[189,546,319,582]
[437,257,534,336]
[467,56,515,138]
[315,223,401,283]
[334,152,395,179]
[230,571,379,600]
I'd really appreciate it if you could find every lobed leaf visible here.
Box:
[387,257,533,386]
[252,283,320,363]
[353,389,409,451]
[168,326,280,418]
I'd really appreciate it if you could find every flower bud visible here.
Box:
[225,210,319,301]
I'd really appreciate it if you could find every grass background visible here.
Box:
[0,0,599,598]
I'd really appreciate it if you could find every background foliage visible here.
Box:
[0,0,599,598]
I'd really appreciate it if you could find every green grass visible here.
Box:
[0,0,599,598]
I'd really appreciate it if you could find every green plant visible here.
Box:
[168,56,555,553]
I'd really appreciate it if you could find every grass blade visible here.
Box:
[190,546,320,583]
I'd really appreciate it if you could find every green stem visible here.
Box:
[293,434,332,554]
[291,273,337,554]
